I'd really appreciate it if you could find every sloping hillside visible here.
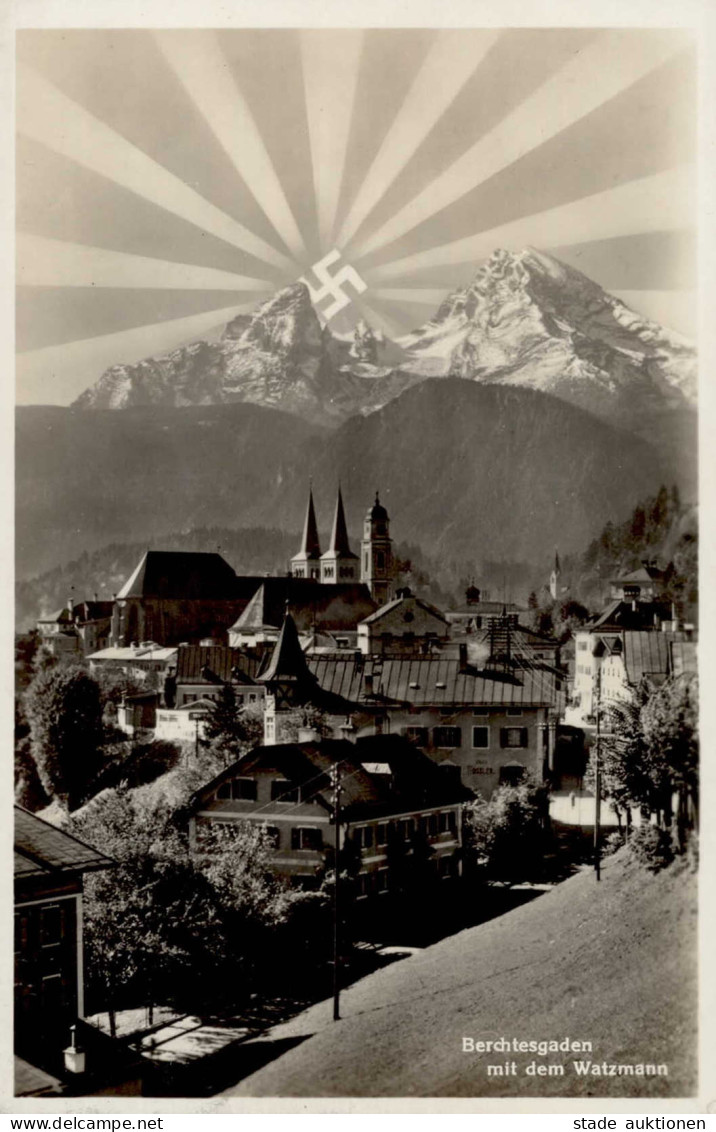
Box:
[230,851,697,1098]
[17,379,689,586]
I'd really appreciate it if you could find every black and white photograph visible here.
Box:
[10,9,708,1110]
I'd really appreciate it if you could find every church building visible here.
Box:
[292,487,394,606]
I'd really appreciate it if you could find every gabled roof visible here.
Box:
[176,646,262,684]
[117,550,249,600]
[292,488,321,562]
[321,487,358,561]
[360,593,448,626]
[191,733,470,821]
[229,577,376,634]
[622,631,671,686]
[589,600,670,632]
[14,807,114,880]
[37,607,72,624]
[308,656,562,709]
[612,564,664,585]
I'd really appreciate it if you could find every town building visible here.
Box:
[173,644,264,708]
[360,493,393,606]
[14,807,114,1082]
[110,551,261,648]
[357,587,449,656]
[320,487,359,583]
[88,643,177,682]
[188,733,471,893]
[36,600,114,660]
[257,613,563,795]
[227,577,375,649]
[568,594,693,727]
[444,586,525,633]
[609,561,666,604]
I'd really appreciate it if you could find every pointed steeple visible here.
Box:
[327,486,352,555]
[291,486,322,578]
[259,611,312,685]
[299,487,321,558]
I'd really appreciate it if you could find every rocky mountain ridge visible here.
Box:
[73,248,697,442]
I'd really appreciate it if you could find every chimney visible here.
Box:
[339,716,357,744]
[364,673,374,697]
[458,642,468,669]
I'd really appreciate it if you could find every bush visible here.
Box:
[627,823,674,872]
[603,830,626,858]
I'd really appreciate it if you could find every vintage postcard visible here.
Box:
[7,0,714,1115]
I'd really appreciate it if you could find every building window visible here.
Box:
[405,726,428,746]
[231,778,257,801]
[40,906,63,949]
[433,726,462,748]
[399,818,414,841]
[440,811,457,834]
[324,566,335,579]
[217,782,231,800]
[272,779,299,803]
[507,708,523,717]
[473,708,489,717]
[354,826,373,850]
[376,553,385,570]
[290,827,322,851]
[427,813,439,838]
[499,763,526,786]
[376,823,388,846]
[263,825,281,848]
[376,868,389,894]
[472,726,490,749]
[500,727,528,749]
[356,873,370,899]
[577,641,588,651]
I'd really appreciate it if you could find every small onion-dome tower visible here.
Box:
[361,492,393,606]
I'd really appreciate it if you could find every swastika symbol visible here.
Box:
[299,249,367,321]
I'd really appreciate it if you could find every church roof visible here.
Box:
[321,487,358,560]
[368,491,389,522]
[292,487,321,562]
[116,551,246,601]
[229,577,376,634]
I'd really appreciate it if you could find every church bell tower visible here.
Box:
[361,492,393,607]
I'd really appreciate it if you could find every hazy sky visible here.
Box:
[16,28,696,404]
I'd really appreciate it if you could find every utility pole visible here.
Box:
[594,667,602,882]
[331,762,343,1021]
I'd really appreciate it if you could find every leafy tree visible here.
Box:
[69,785,306,1017]
[24,665,104,804]
[463,775,550,882]
[590,675,698,847]
[203,688,264,763]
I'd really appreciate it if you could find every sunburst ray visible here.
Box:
[352,30,686,261]
[17,63,297,274]
[17,234,274,292]
[366,167,694,281]
[17,303,256,405]
[154,31,306,262]
[300,31,365,248]
[336,30,501,250]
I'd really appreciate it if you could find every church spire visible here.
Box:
[291,485,321,579]
[299,486,321,558]
[327,486,352,556]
